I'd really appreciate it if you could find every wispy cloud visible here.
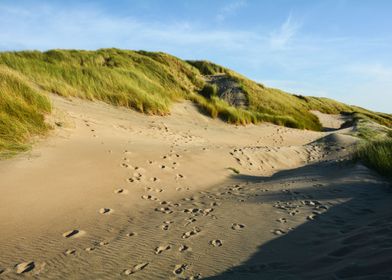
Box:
[0,3,255,52]
[216,0,247,22]
[269,14,302,50]
[0,1,391,112]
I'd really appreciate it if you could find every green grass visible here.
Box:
[0,65,51,157]
[0,49,391,157]
[0,49,204,115]
[351,113,392,178]
[355,140,392,177]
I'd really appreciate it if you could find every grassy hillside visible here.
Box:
[188,60,392,129]
[0,49,391,156]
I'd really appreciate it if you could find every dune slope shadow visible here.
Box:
[205,161,392,280]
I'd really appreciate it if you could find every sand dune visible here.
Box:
[0,96,390,279]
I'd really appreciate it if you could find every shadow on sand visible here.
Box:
[205,161,392,280]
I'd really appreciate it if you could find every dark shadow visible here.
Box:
[204,161,392,280]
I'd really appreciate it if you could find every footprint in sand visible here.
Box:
[307,214,317,221]
[145,187,163,193]
[64,249,76,255]
[150,177,160,182]
[114,188,128,194]
[161,224,170,230]
[142,195,159,201]
[276,218,287,224]
[183,208,201,214]
[99,241,109,246]
[182,228,201,239]
[85,247,95,252]
[272,229,286,236]
[133,172,143,179]
[231,223,245,230]
[160,201,171,205]
[99,208,113,215]
[179,244,190,252]
[161,221,173,230]
[126,232,137,237]
[15,261,35,274]
[155,207,173,214]
[289,210,300,216]
[210,240,223,247]
[124,263,149,275]
[173,264,188,275]
[155,244,171,255]
[63,229,85,238]
[185,217,197,225]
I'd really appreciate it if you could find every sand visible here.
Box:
[0,96,390,279]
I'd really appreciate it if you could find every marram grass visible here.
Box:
[355,140,392,178]
[0,65,51,157]
[0,49,391,156]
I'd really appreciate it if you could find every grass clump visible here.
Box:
[187,60,227,75]
[355,140,392,177]
[0,65,51,157]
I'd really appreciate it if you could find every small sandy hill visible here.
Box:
[0,96,390,279]
[311,110,351,131]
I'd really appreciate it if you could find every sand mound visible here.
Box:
[0,96,389,279]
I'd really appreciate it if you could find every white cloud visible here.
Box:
[216,0,247,22]
[269,14,302,50]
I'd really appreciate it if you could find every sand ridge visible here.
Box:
[0,96,390,279]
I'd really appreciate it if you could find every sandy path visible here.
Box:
[0,96,390,279]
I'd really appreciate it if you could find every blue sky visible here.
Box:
[1,0,391,113]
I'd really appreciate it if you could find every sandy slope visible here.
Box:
[0,96,390,279]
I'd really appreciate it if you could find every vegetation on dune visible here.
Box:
[0,49,203,115]
[0,65,51,157]
[351,113,392,140]
[349,112,392,178]
[188,60,392,130]
[0,49,391,156]
[355,140,392,178]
